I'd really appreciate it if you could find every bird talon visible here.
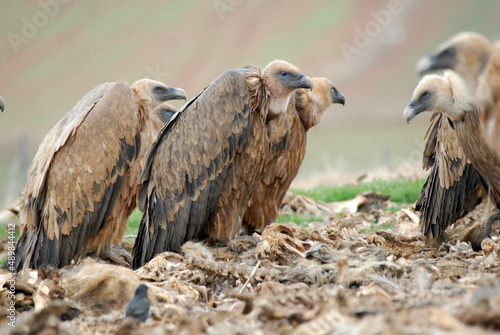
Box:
[102,244,132,267]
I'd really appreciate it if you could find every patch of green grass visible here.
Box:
[125,209,142,237]
[276,213,326,226]
[0,219,20,240]
[385,204,404,212]
[122,179,423,236]
[360,223,396,233]
[292,179,425,205]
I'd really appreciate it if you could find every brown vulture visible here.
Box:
[242,77,345,233]
[132,60,313,269]
[8,79,186,271]
[405,71,500,246]
[412,32,492,245]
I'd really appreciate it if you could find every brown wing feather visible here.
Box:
[15,83,141,270]
[78,97,172,258]
[416,113,484,239]
[205,108,269,240]
[132,69,258,269]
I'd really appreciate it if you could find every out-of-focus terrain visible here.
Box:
[1,1,499,205]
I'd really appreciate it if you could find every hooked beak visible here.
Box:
[163,87,187,101]
[403,100,420,124]
[416,47,456,75]
[295,73,313,90]
[331,88,345,105]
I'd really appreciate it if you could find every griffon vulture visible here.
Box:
[405,71,500,247]
[412,32,492,244]
[8,79,186,271]
[242,77,345,233]
[132,60,313,269]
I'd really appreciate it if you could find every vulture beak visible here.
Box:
[295,73,313,90]
[331,88,345,105]
[163,87,187,101]
[403,100,422,124]
[416,47,456,75]
[0,96,4,112]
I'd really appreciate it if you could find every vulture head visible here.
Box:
[313,77,345,110]
[0,96,4,112]
[261,60,313,116]
[154,102,177,124]
[416,32,491,91]
[297,77,345,130]
[150,101,177,130]
[404,70,473,124]
[132,79,187,110]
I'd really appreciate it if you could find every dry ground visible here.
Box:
[0,192,499,335]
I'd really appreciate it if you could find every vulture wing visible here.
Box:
[133,69,257,268]
[15,83,141,270]
[415,113,484,240]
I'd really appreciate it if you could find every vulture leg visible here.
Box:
[101,243,132,267]
[485,212,500,238]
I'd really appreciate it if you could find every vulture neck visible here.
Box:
[268,94,291,118]
[455,111,500,206]
[299,100,323,131]
[133,93,149,131]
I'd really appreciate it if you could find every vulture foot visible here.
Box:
[102,243,132,267]
[485,212,500,239]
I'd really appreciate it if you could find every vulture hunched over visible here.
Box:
[412,32,492,245]
[132,60,313,269]
[242,77,345,233]
[405,71,500,249]
[8,79,186,272]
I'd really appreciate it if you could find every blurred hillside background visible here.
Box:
[0,0,499,205]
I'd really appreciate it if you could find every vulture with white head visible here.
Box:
[405,71,500,249]
[413,32,492,245]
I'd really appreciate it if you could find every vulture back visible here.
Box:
[14,83,141,270]
[133,69,266,268]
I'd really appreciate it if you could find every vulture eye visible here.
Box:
[440,48,452,57]
[438,47,456,60]
[279,71,290,77]
[154,86,167,94]
[161,109,175,121]
[421,91,430,99]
